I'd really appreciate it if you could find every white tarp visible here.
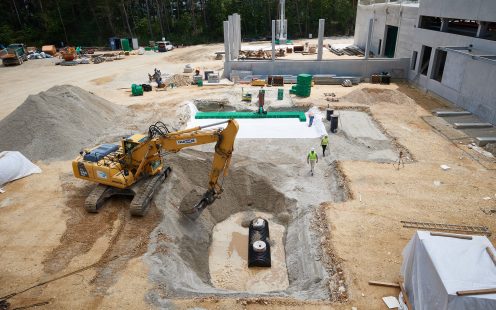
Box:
[187,105,327,139]
[0,151,42,188]
[401,231,496,310]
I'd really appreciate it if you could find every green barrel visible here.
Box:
[197,79,203,87]
[131,84,143,96]
[277,88,284,100]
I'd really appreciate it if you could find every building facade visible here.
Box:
[354,0,496,124]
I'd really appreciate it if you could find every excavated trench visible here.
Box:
[145,150,347,305]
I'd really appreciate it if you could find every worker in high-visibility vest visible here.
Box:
[321,135,329,157]
[307,148,319,176]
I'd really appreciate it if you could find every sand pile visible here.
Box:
[342,88,415,105]
[0,85,123,161]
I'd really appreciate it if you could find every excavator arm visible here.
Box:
[156,120,239,215]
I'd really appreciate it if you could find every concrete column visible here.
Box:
[232,13,241,57]
[276,20,281,37]
[228,15,236,60]
[236,14,242,52]
[477,21,489,38]
[272,20,276,61]
[317,19,325,61]
[440,18,448,32]
[223,21,231,62]
[284,19,288,38]
[365,18,373,59]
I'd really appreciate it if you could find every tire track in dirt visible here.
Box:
[41,177,162,295]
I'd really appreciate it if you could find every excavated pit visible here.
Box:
[145,150,347,304]
[190,87,297,113]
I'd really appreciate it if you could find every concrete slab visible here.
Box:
[338,111,389,141]
[463,127,496,138]
[435,111,472,117]
[442,115,481,125]
[476,137,496,147]
[453,123,493,129]
[421,116,469,140]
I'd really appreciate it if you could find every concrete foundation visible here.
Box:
[224,58,410,79]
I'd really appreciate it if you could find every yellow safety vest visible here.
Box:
[321,136,329,146]
[308,151,317,160]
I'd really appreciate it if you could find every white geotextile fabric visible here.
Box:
[401,231,496,310]
[0,151,42,187]
[187,105,327,139]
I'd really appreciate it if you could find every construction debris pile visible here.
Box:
[238,48,287,60]
[328,44,371,57]
[165,74,192,87]
[0,85,124,161]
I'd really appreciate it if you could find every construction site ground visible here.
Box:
[1,42,495,310]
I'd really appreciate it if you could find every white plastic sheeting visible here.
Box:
[187,105,327,139]
[401,231,496,310]
[0,151,41,187]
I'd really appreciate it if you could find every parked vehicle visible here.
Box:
[155,41,174,52]
[1,43,28,66]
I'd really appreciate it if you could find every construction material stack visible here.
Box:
[290,74,312,97]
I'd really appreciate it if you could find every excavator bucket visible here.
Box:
[180,189,217,220]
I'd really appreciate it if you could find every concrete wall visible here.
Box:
[354,3,418,58]
[224,58,410,79]
[418,52,496,124]
[355,1,496,124]
[420,0,496,22]
[407,29,496,124]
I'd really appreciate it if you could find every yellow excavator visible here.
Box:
[72,119,239,217]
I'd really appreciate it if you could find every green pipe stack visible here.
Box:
[290,74,313,97]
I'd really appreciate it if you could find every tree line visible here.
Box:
[1,0,357,47]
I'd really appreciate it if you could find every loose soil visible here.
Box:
[0,44,495,310]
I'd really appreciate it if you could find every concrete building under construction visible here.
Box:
[223,0,496,125]
[355,0,496,124]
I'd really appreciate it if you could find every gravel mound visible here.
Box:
[0,85,123,161]
[166,74,192,87]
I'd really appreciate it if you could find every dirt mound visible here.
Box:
[342,88,415,105]
[0,85,123,161]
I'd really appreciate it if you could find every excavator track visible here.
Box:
[84,184,113,213]
[129,167,171,217]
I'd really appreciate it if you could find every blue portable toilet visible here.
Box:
[109,37,121,50]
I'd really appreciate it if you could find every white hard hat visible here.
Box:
[311,147,315,151]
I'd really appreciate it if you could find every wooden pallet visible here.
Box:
[401,221,491,236]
